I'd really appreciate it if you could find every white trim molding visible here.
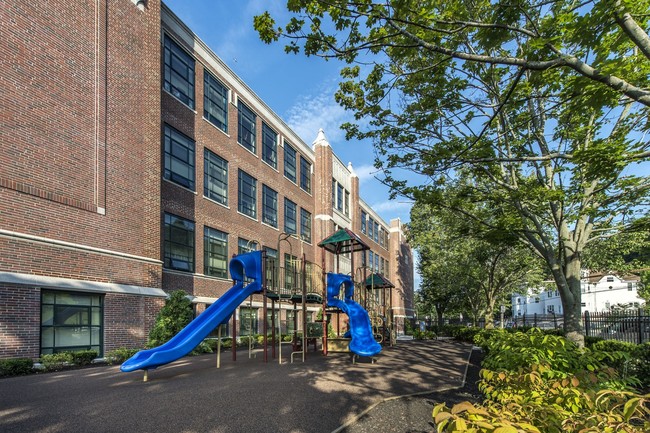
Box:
[0,271,166,298]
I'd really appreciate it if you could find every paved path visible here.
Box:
[0,340,472,433]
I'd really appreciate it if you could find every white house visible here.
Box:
[512,272,644,316]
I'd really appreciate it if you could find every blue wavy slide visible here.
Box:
[327,273,382,357]
[121,251,263,372]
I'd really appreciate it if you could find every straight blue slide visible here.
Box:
[121,251,263,372]
[326,273,381,357]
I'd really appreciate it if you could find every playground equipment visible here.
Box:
[326,273,381,357]
[120,251,263,376]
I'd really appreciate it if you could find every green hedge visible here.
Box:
[0,358,34,377]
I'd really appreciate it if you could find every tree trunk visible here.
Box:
[556,255,585,348]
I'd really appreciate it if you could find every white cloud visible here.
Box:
[351,163,379,184]
[370,199,413,214]
[284,82,349,144]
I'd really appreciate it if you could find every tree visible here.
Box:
[255,1,650,346]
[409,201,544,327]
[147,291,194,348]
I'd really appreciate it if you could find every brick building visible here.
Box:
[0,0,414,360]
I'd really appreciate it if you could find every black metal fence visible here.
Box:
[584,309,650,345]
[510,309,650,344]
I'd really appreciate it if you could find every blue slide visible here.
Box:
[326,273,381,357]
[121,251,263,372]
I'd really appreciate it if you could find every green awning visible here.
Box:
[365,273,395,288]
[317,228,370,255]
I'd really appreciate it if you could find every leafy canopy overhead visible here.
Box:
[255,0,650,340]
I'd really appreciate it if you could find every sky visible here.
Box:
[162,0,415,227]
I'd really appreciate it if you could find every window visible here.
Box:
[238,169,257,219]
[238,237,258,254]
[262,123,277,169]
[285,253,298,292]
[361,210,367,234]
[368,217,374,239]
[336,183,343,211]
[262,185,278,228]
[204,149,228,206]
[163,35,195,108]
[239,307,258,336]
[164,213,195,272]
[374,221,379,242]
[606,276,614,282]
[284,198,297,235]
[332,179,336,208]
[300,156,311,193]
[204,72,228,132]
[300,208,312,243]
[204,227,228,278]
[284,143,297,182]
[238,102,256,153]
[374,253,379,272]
[41,291,103,355]
[379,228,384,247]
[344,191,350,216]
[368,251,374,270]
[263,246,278,287]
[628,282,634,291]
[164,124,195,190]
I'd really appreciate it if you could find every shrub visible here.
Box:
[413,329,436,340]
[147,290,193,348]
[0,358,34,377]
[632,342,650,392]
[40,352,73,371]
[105,347,139,365]
[454,326,481,344]
[71,350,98,366]
[191,340,214,355]
[432,329,650,432]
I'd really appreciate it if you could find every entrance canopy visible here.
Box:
[365,273,395,289]
[318,228,369,255]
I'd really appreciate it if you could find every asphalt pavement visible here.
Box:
[0,340,473,433]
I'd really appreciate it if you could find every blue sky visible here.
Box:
[163,0,414,227]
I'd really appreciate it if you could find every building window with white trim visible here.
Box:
[262,123,277,169]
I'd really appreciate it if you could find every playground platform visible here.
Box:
[0,340,475,433]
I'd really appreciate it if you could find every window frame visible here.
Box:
[300,208,312,243]
[163,35,195,109]
[40,291,103,356]
[262,184,278,228]
[237,101,257,153]
[163,124,195,190]
[284,198,297,235]
[300,156,311,193]
[237,169,257,219]
[284,143,297,183]
[204,226,228,279]
[261,123,278,169]
[203,148,228,206]
[203,71,228,133]
[163,212,195,272]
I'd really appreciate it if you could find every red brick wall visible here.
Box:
[0,285,40,359]
[160,26,316,301]
[0,0,162,282]
[0,1,163,359]
[104,293,164,352]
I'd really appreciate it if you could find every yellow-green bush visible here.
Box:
[433,329,650,432]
